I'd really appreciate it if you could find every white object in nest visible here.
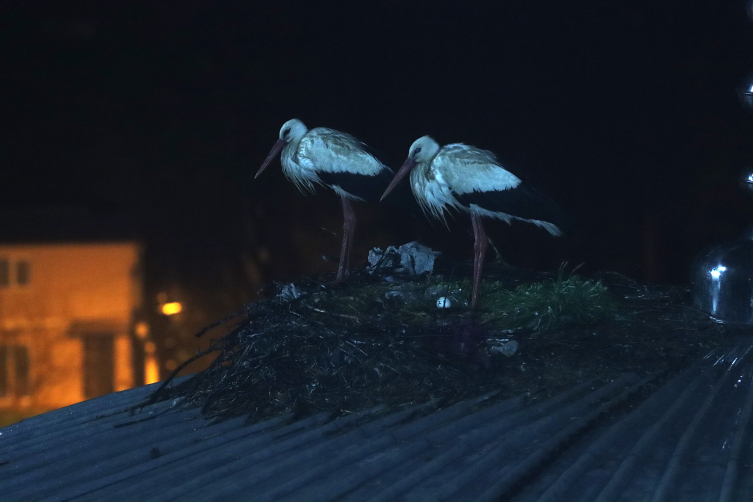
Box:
[436,297,451,308]
[279,283,301,302]
[490,340,519,357]
[368,241,440,275]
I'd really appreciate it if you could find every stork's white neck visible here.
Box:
[409,160,462,222]
[280,137,321,194]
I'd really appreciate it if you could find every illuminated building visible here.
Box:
[0,241,145,409]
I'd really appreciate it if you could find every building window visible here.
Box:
[0,259,8,287]
[83,336,114,399]
[16,260,30,286]
[0,345,31,398]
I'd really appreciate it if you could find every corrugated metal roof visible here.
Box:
[1,339,752,501]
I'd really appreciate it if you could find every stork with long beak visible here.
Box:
[381,135,566,308]
[256,119,394,282]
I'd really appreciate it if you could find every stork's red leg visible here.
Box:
[344,197,356,276]
[336,197,356,283]
[471,212,488,309]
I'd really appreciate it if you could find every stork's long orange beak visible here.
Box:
[255,138,286,179]
[380,157,416,201]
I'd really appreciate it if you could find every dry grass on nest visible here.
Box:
[479,273,618,331]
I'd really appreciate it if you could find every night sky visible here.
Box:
[3,0,753,313]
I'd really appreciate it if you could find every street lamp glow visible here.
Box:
[161,302,183,315]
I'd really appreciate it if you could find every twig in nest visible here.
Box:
[138,337,225,408]
[306,304,360,323]
[195,302,257,338]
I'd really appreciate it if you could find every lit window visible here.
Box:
[14,346,30,396]
[0,345,30,398]
[16,260,30,286]
[0,259,8,287]
[0,346,6,397]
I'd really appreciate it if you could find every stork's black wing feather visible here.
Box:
[455,183,571,232]
[318,167,395,202]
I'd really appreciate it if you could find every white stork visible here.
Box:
[381,135,566,309]
[255,118,393,282]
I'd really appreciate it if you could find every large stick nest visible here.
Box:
[140,257,724,425]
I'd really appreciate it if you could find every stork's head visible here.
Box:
[256,118,308,179]
[278,118,307,143]
[381,135,440,201]
[407,136,440,164]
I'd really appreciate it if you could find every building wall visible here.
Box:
[0,242,142,409]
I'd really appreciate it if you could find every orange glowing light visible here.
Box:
[144,354,160,384]
[135,322,149,339]
[161,302,182,315]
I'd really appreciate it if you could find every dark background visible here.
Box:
[3,1,753,357]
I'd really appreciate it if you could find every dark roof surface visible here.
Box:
[1,337,753,501]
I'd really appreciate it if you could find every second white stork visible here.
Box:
[255,118,394,282]
[381,135,566,309]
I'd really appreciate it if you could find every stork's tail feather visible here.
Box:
[532,219,565,237]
